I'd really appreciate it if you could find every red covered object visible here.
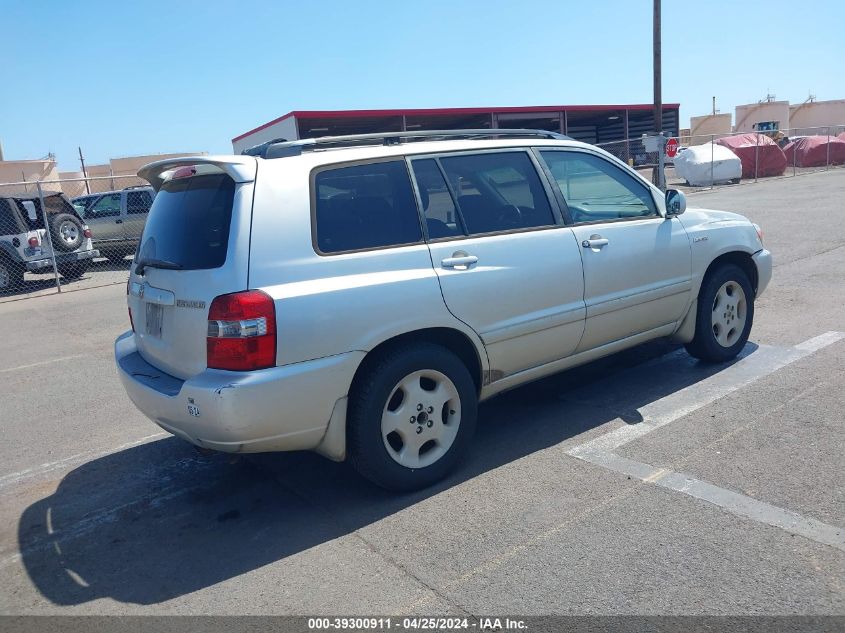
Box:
[715,134,787,178]
[784,136,845,167]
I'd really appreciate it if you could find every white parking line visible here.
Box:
[0,432,168,491]
[0,354,86,374]
[567,331,845,551]
[0,479,207,568]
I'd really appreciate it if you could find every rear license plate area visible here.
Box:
[145,303,163,338]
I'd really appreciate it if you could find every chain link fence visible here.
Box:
[0,174,149,301]
[2,125,844,302]
[595,124,845,190]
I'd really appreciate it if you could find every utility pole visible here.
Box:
[78,146,90,194]
[653,0,662,134]
[652,0,665,190]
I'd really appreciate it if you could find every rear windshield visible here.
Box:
[137,173,235,270]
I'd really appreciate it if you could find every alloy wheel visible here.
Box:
[711,280,747,347]
[381,369,461,469]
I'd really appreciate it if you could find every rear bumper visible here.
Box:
[114,331,363,453]
[753,249,772,297]
[26,249,100,271]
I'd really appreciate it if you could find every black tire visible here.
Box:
[686,263,754,363]
[348,342,478,492]
[49,213,85,252]
[58,261,89,280]
[0,257,24,293]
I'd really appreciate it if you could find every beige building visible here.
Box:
[0,159,61,195]
[729,98,845,135]
[1,151,207,199]
[734,100,791,134]
[685,113,733,144]
[789,99,845,135]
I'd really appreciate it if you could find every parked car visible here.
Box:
[0,191,99,292]
[73,186,155,262]
[115,130,772,491]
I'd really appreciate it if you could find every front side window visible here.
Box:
[87,193,121,218]
[314,160,422,253]
[438,152,555,235]
[127,190,153,215]
[540,150,657,223]
[74,196,97,214]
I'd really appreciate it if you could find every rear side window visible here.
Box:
[127,190,153,215]
[438,152,555,235]
[314,160,422,253]
[137,173,234,270]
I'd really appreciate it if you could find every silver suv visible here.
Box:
[73,186,154,262]
[0,191,98,292]
[115,130,772,491]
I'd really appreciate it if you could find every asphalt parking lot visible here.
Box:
[0,169,843,616]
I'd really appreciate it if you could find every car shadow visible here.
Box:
[18,339,758,606]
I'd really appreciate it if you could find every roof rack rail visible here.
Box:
[241,129,572,159]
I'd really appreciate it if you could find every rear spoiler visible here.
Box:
[138,155,257,192]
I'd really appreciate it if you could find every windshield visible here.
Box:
[137,173,235,270]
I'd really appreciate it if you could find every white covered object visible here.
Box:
[673,143,742,186]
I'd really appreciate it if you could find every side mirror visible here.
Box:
[665,189,686,217]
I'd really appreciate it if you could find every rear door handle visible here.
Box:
[441,255,478,269]
[581,237,609,249]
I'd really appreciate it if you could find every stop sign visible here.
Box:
[665,137,679,158]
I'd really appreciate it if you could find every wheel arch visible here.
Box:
[673,249,759,344]
[703,250,759,295]
[352,327,486,396]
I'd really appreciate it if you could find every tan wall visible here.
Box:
[0,160,61,195]
[788,100,845,134]
[734,101,790,133]
[687,113,733,144]
[84,164,112,178]
[1,152,209,199]
[58,171,86,198]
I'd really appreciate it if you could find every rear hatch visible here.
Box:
[127,157,257,380]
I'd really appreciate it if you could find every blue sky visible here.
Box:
[2,0,843,170]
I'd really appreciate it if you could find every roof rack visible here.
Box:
[241,129,572,159]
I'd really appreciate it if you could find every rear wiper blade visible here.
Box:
[135,258,183,276]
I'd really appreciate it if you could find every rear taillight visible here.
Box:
[206,290,276,371]
[83,228,92,238]
[28,236,39,248]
